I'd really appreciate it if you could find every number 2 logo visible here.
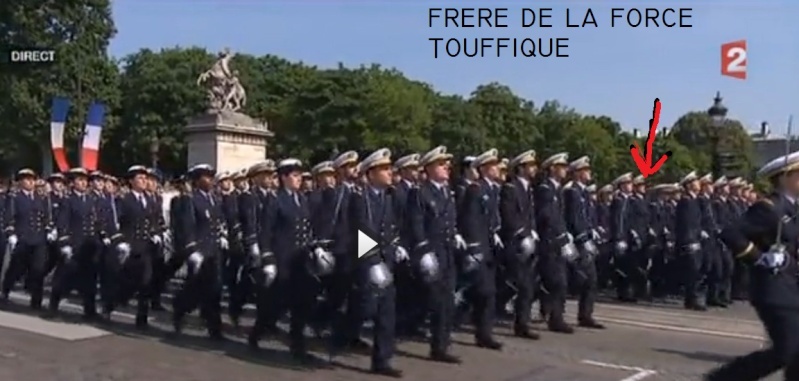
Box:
[721,40,747,80]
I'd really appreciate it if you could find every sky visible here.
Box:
[109,0,798,135]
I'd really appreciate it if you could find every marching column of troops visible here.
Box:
[0,146,762,378]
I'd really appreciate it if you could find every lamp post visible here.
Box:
[149,136,160,170]
[707,91,729,175]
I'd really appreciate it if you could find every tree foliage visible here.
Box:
[0,3,756,184]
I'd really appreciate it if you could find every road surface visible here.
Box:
[0,295,780,381]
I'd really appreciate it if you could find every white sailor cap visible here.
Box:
[215,171,233,182]
[650,183,669,192]
[333,150,359,169]
[599,184,614,193]
[461,155,477,166]
[232,169,247,180]
[394,153,420,169]
[277,158,303,174]
[472,148,500,168]
[585,184,597,193]
[612,172,633,186]
[67,168,89,178]
[247,160,276,177]
[499,158,509,170]
[420,146,453,167]
[728,177,744,187]
[699,173,713,184]
[311,160,335,175]
[541,152,569,169]
[714,176,728,187]
[188,164,216,179]
[569,156,590,171]
[359,148,392,172]
[633,174,645,185]
[510,150,537,168]
[757,151,799,178]
[126,165,148,178]
[680,171,698,185]
[48,173,66,182]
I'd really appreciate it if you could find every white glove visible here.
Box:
[592,229,601,241]
[187,251,204,270]
[46,229,58,242]
[756,245,786,269]
[530,230,540,241]
[218,237,229,250]
[454,234,467,250]
[395,246,409,262]
[7,234,18,250]
[701,230,709,240]
[102,238,111,246]
[648,228,656,236]
[566,232,574,243]
[151,234,162,245]
[313,247,328,257]
[116,242,131,263]
[60,246,73,260]
[248,243,260,258]
[492,233,504,249]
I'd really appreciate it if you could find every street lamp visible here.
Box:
[707,92,731,175]
[149,136,160,170]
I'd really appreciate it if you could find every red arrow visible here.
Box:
[630,98,672,178]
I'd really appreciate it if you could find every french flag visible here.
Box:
[50,97,71,172]
[81,102,105,171]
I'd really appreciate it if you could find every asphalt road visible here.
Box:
[0,297,781,381]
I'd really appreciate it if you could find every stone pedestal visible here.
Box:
[185,110,274,173]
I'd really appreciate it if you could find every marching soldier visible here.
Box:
[230,161,275,326]
[103,165,158,328]
[48,168,100,319]
[391,153,427,337]
[562,156,604,329]
[314,151,366,346]
[45,173,66,275]
[609,172,636,302]
[335,148,404,377]
[217,171,244,324]
[728,177,750,301]
[629,175,653,301]
[408,146,463,363]
[707,151,799,380]
[458,148,503,349]
[676,171,707,311]
[595,184,614,290]
[2,169,55,309]
[144,168,167,311]
[172,164,226,339]
[711,176,735,306]
[499,150,540,339]
[455,156,477,202]
[533,153,576,333]
[309,161,335,232]
[249,158,324,361]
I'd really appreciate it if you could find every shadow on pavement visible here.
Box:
[653,347,735,363]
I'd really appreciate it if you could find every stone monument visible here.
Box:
[186,48,273,172]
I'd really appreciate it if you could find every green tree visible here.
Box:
[0,0,120,172]
[670,111,755,177]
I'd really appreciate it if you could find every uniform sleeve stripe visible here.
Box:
[735,242,755,258]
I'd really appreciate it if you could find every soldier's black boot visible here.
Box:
[371,364,403,378]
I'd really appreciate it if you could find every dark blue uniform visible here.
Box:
[108,191,156,326]
[709,194,799,380]
[499,176,539,337]
[563,182,600,325]
[173,188,225,337]
[533,177,573,332]
[49,190,101,317]
[676,191,707,310]
[338,186,400,370]
[710,195,735,305]
[249,187,317,357]
[458,178,503,347]
[407,180,461,362]
[610,191,636,301]
[2,189,52,308]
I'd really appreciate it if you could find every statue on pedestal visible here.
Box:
[196,48,247,112]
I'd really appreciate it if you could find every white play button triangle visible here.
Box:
[357,230,378,258]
